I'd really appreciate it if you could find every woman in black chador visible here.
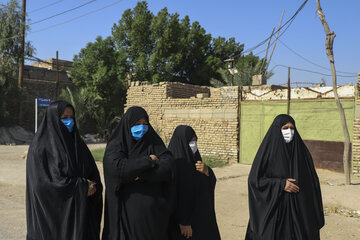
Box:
[26,101,103,240]
[245,114,324,240]
[102,106,175,240]
[168,125,221,240]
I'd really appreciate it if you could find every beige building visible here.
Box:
[31,58,73,72]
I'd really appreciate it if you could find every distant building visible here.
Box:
[31,58,73,72]
[8,65,74,131]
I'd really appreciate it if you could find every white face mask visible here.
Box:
[189,140,198,154]
[281,128,295,143]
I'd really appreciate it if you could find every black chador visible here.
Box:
[245,114,324,240]
[26,101,103,240]
[102,106,175,240]
[168,125,221,240]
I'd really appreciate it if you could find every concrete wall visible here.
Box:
[239,84,356,172]
[239,99,355,167]
[126,82,239,164]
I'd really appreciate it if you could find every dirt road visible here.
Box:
[0,145,359,240]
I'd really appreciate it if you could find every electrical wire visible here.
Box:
[270,64,358,78]
[28,0,66,14]
[31,0,125,34]
[241,0,308,56]
[0,0,124,40]
[277,39,357,75]
[29,0,96,25]
[253,17,297,56]
[234,0,308,61]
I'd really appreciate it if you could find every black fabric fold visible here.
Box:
[26,100,103,240]
[245,114,324,240]
[102,106,175,240]
[168,125,221,240]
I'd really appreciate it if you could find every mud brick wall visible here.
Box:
[126,82,239,164]
[352,73,360,175]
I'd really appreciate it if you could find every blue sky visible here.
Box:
[3,0,359,85]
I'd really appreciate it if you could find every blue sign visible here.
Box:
[37,98,51,107]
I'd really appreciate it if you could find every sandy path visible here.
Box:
[0,145,359,240]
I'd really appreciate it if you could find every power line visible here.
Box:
[241,0,308,55]
[0,0,125,40]
[29,0,96,25]
[271,64,358,78]
[28,0,66,14]
[253,17,297,56]
[31,0,125,34]
[277,39,357,75]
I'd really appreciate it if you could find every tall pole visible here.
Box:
[18,0,26,88]
[18,0,26,125]
[266,10,284,73]
[55,51,59,99]
[317,0,351,185]
[230,60,234,86]
[287,67,291,114]
[260,27,275,75]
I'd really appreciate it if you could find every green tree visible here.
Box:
[111,1,237,86]
[69,36,127,137]
[0,0,34,125]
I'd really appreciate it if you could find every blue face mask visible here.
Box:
[131,124,149,140]
[61,118,75,133]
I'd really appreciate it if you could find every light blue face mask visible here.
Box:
[131,124,149,140]
[61,118,75,133]
[189,140,198,154]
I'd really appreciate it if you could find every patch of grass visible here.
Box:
[202,155,228,168]
[91,148,105,162]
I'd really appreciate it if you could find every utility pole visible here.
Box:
[230,60,234,86]
[266,10,284,73]
[260,27,275,75]
[55,51,59,99]
[18,0,26,125]
[316,0,351,185]
[287,67,291,114]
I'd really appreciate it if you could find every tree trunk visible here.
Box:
[316,0,351,184]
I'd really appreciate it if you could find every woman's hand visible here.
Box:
[195,161,209,176]
[150,154,160,164]
[87,180,97,196]
[284,178,299,193]
[179,224,192,239]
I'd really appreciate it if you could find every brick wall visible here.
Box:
[126,82,239,164]
[352,73,360,174]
